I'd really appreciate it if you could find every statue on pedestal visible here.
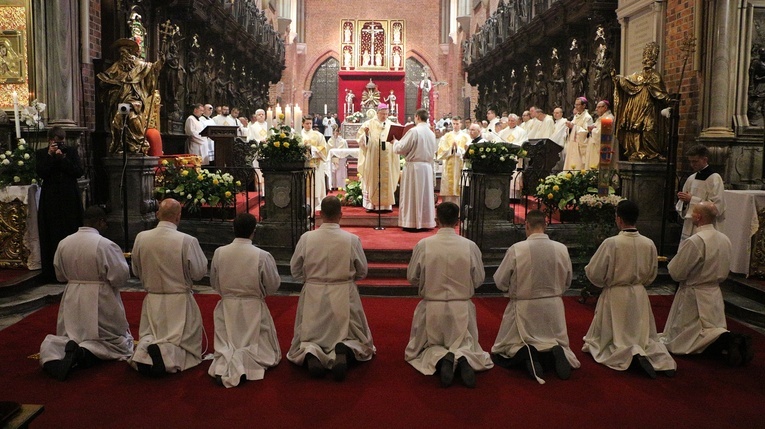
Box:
[612,42,670,161]
[97,38,163,154]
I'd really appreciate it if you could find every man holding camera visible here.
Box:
[35,126,84,283]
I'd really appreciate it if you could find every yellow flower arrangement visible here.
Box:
[155,161,241,213]
[250,125,310,164]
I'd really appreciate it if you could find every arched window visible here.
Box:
[308,57,340,117]
[405,57,425,121]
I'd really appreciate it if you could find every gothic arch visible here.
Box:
[307,56,340,116]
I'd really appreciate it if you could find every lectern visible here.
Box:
[200,125,239,167]
[521,138,563,195]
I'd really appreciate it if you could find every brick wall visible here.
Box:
[283,0,453,115]
[81,0,101,131]
[661,0,701,161]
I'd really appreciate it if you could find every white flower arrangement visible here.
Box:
[17,99,46,128]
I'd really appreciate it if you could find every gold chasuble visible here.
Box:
[357,118,400,207]
[437,131,468,197]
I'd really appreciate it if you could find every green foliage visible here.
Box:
[535,170,599,214]
[154,160,242,213]
[251,125,310,163]
[0,139,37,187]
[463,141,523,172]
[338,179,363,206]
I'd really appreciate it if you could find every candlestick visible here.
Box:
[12,91,21,139]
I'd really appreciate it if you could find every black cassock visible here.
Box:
[35,145,83,282]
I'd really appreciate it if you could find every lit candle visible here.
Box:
[284,105,292,130]
[266,107,273,127]
[275,104,282,124]
[601,117,614,135]
[324,104,327,115]
[12,91,20,139]
[294,105,302,129]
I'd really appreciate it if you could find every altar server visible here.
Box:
[394,108,437,230]
[287,196,375,381]
[40,206,133,381]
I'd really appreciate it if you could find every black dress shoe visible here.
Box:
[662,369,676,378]
[43,340,80,381]
[306,353,325,378]
[525,359,544,380]
[491,353,513,369]
[147,344,166,377]
[725,334,744,367]
[457,357,476,388]
[438,352,455,387]
[332,343,349,382]
[214,375,224,386]
[634,355,656,379]
[551,346,572,380]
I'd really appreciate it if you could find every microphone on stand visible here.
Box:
[381,121,387,151]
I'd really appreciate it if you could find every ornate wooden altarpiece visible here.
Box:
[340,19,405,72]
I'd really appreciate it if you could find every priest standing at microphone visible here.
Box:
[394,108,437,231]
[357,103,400,212]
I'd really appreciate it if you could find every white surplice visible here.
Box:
[528,115,555,139]
[436,130,468,203]
[584,111,614,170]
[677,166,725,241]
[357,118,400,210]
[660,225,731,354]
[302,128,328,209]
[328,135,349,188]
[498,125,528,146]
[185,114,208,164]
[287,224,375,367]
[129,221,208,373]
[39,227,133,364]
[582,231,676,371]
[207,238,281,387]
[394,122,437,229]
[563,111,593,171]
[491,233,581,368]
[405,228,493,374]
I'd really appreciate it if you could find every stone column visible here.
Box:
[700,0,736,137]
[32,0,81,126]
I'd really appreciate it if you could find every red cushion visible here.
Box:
[145,128,163,156]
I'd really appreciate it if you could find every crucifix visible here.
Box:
[362,23,384,63]
[159,19,177,52]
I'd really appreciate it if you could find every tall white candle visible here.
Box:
[294,105,302,129]
[284,105,292,130]
[266,107,273,128]
[324,104,327,115]
[275,104,282,125]
[12,91,20,139]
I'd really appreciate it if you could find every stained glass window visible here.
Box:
[309,57,339,116]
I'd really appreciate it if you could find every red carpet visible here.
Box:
[1,293,763,428]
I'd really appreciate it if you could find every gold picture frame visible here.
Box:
[0,30,24,83]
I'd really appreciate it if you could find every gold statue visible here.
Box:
[612,42,670,161]
[97,38,163,154]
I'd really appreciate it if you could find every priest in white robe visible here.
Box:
[660,203,752,365]
[550,108,569,170]
[492,210,580,383]
[582,200,676,378]
[185,103,208,164]
[208,213,281,388]
[677,144,725,241]
[584,100,614,170]
[357,103,400,211]
[287,196,375,381]
[437,116,468,205]
[528,107,555,139]
[405,202,492,387]
[563,97,593,170]
[247,109,270,194]
[497,114,528,146]
[301,117,328,211]
[40,206,133,381]
[394,108,437,230]
[129,198,208,376]
[327,126,349,189]
[201,104,217,163]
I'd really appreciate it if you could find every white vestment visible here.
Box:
[213,114,237,126]
[357,118,400,210]
[287,224,375,367]
[405,228,493,374]
[492,233,581,368]
[584,112,614,170]
[524,118,541,139]
[247,120,269,143]
[208,238,281,387]
[550,118,568,147]
[677,167,725,241]
[185,114,208,164]
[394,122,437,229]
[528,115,555,139]
[39,227,133,364]
[201,116,217,161]
[498,126,528,146]
[487,117,500,134]
[660,225,731,354]
[582,231,676,371]
[437,130,468,203]
[129,221,208,373]
[563,111,593,170]
[302,128,328,210]
[328,135,349,188]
